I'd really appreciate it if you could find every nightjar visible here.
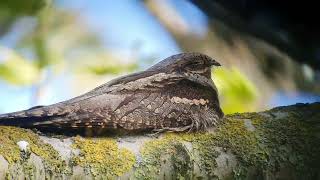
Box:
[0,53,224,134]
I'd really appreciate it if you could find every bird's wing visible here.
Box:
[63,70,184,104]
[0,70,184,128]
[60,70,155,104]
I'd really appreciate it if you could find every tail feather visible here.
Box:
[0,105,68,127]
[0,116,45,127]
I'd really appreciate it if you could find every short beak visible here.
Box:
[210,60,221,66]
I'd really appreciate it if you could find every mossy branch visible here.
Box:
[0,103,319,179]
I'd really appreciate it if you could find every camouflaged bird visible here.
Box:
[0,53,224,134]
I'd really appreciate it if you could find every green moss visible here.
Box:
[135,103,320,179]
[72,136,135,178]
[170,142,194,179]
[215,110,320,179]
[134,121,262,179]
[20,160,37,179]
[0,126,68,176]
[1,103,318,179]
[134,134,194,179]
[212,115,268,178]
[189,133,220,178]
[134,135,172,179]
[135,133,222,179]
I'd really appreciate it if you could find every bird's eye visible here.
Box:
[185,61,203,70]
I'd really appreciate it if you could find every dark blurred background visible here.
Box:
[0,0,319,114]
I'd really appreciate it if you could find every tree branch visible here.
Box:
[0,103,319,179]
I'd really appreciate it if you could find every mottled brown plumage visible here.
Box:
[0,53,224,134]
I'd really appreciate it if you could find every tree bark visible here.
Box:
[0,103,319,180]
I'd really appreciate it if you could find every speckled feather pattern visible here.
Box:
[0,53,224,133]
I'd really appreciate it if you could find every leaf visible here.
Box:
[0,0,50,16]
[86,63,138,76]
[0,47,39,86]
[74,53,138,76]
[213,67,259,114]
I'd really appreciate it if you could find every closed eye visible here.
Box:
[185,61,204,70]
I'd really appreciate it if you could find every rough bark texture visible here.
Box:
[0,103,319,180]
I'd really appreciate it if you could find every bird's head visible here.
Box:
[149,53,221,80]
[105,53,221,91]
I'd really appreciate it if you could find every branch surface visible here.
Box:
[0,103,319,179]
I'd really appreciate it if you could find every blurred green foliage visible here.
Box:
[0,0,261,113]
[0,2,136,89]
[0,47,39,85]
[0,0,49,16]
[87,63,138,75]
[0,1,141,111]
[214,68,259,114]
[73,53,138,77]
[0,0,50,37]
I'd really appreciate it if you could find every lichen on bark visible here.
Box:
[0,126,70,179]
[72,136,135,178]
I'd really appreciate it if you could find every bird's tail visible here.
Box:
[0,105,66,127]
